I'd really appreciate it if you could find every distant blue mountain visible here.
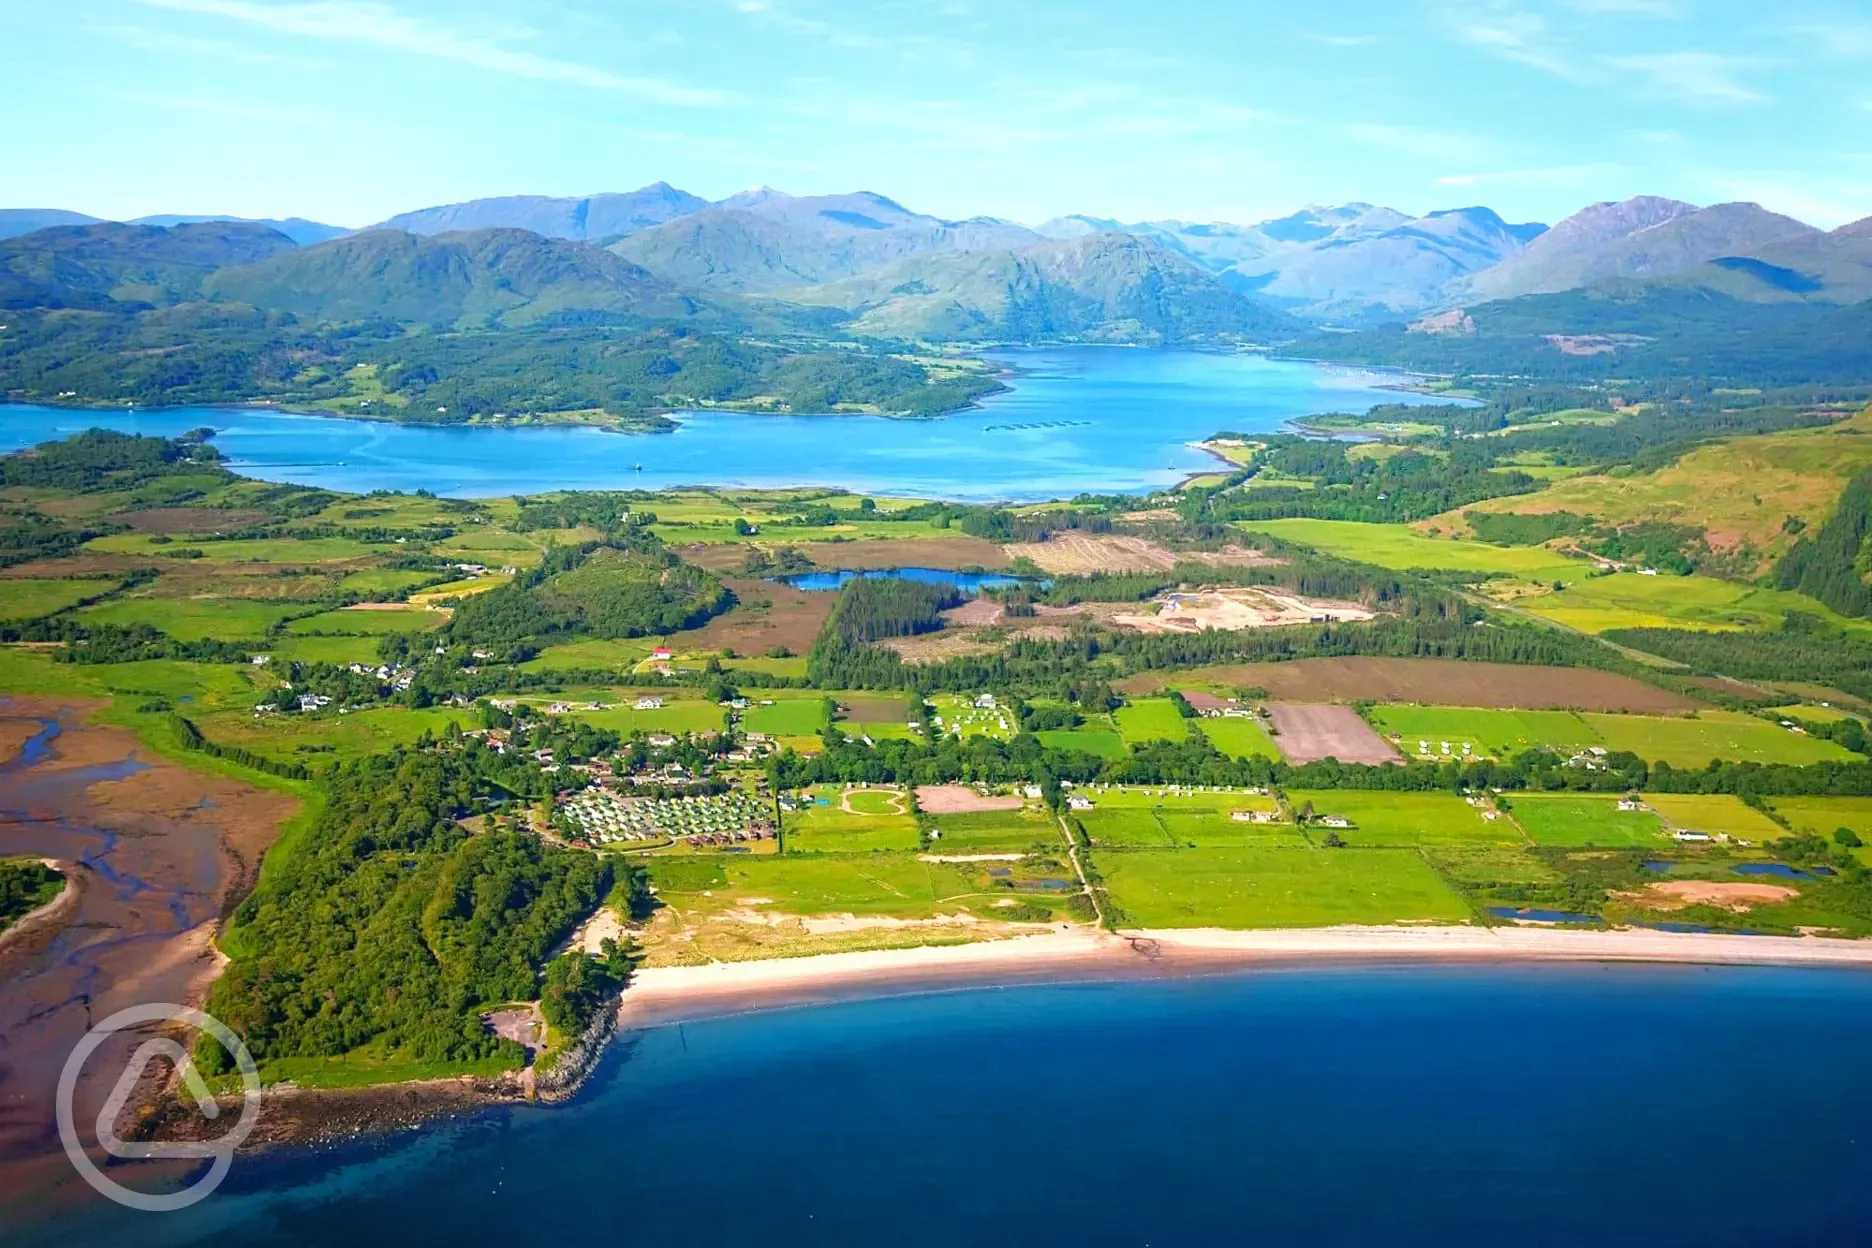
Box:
[0,209,101,241]
[128,215,348,245]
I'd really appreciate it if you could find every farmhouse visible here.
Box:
[636,696,665,710]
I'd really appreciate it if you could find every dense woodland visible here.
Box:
[1777,467,1872,619]
[0,860,64,929]
[202,750,622,1072]
[443,540,731,657]
[0,307,999,423]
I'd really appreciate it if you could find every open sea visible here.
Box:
[24,964,1872,1247]
[0,348,1455,502]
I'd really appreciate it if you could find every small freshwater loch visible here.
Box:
[0,348,1454,502]
[29,964,1872,1246]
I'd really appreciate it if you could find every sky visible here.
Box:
[2,0,1869,230]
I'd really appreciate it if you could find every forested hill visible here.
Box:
[1777,467,1872,619]
[200,228,710,330]
[1300,286,1872,388]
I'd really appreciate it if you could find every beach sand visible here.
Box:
[619,923,1872,1027]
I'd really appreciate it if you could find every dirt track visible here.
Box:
[1265,704,1401,765]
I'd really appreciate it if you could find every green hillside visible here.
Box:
[0,220,297,309]
[203,228,705,329]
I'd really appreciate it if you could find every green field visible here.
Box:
[0,650,262,708]
[1765,797,1872,856]
[1077,808,1179,847]
[1284,790,1520,846]
[1518,573,1872,636]
[744,697,831,737]
[922,806,1060,852]
[335,568,442,597]
[1581,711,1856,767]
[783,786,919,853]
[195,705,473,764]
[522,638,657,673]
[654,853,985,919]
[1196,715,1281,760]
[1097,846,1470,928]
[726,654,811,679]
[86,534,380,563]
[267,635,385,666]
[0,578,116,621]
[1243,519,1584,583]
[575,700,726,736]
[1114,699,1190,744]
[1763,704,1863,725]
[1642,793,1786,842]
[1037,729,1127,758]
[1076,788,1289,849]
[1370,707,1599,759]
[77,597,308,642]
[1505,794,1668,848]
[284,608,444,636]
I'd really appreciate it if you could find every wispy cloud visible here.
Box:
[1438,4,1592,81]
[1436,162,1621,187]
[1786,20,1872,58]
[107,89,336,128]
[91,22,301,65]
[1303,32,1381,47]
[127,0,731,106]
[1557,0,1680,16]
[1340,121,1492,163]
[1607,51,1770,105]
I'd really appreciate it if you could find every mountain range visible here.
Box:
[0,208,345,246]
[4,184,1869,345]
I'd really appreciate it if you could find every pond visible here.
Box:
[776,567,1044,593]
[1488,906,1598,925]
[1733,863,1836,879]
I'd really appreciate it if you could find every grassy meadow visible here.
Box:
[1096,846,1471,928]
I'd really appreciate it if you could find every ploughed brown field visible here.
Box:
[1265,703,1402,765]
[794,537,1012,571]
[674,578,834,656]
[840,695,914,724]
[1119,657,1706,713]
[112,507,269,533]
[915,785,1025,814]
[1001,533,1275,575]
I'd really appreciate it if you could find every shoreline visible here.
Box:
[124,920,1872,1158]
[616,923,1872,1028]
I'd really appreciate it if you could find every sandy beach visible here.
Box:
[619,923,1872,1027]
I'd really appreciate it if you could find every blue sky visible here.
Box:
[3,0,1869,229]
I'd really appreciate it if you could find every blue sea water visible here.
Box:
[0,349,1457,502]
[30,965,1872,1247]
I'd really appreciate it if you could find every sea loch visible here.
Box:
[25,964,1872,1246]
[0,349,1456,502]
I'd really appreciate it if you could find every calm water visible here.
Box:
[778,567,1040,592]
[0,349,1453,502]
[26,965,1872,1247]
